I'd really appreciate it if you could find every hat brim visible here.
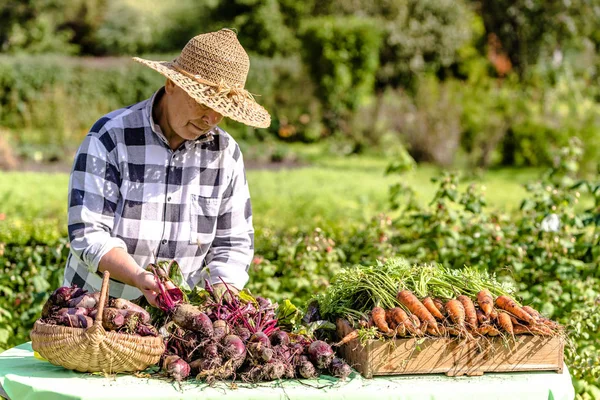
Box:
[133,57,271,129]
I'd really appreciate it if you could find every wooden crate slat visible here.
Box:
[336,319,564,378]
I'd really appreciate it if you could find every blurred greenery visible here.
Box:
[2,1,600,398]
[1,0,599,171]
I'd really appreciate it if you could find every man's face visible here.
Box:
[164,80,224,141]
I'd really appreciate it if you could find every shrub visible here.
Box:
[298,16,382,137]
[0,53,318,160]
[0,225,68,352]
[381,76,463,166]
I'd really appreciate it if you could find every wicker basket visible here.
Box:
[30,271,165,373]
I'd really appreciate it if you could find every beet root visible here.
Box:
[308,340,334,369]
[235,326,251,342]
[163,355,191,381]
[264,360,286,380]
[249,332,270,347]
[102,308,126,330]
[190,355,223,374]
[297,355,318,379]
[221,335,246,369]
[202,342,219,359]
[247,342,274,364]
[212,319,230,342]
[67,293,99,309]
[136,323,159,337]
[269,331,290,346]
[329,357,352,379]
[111,298,151,323]
[57,307,88,317]
[58,314,93,328]
[172,304,213,336]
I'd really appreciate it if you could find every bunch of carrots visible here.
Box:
[317,258,562,345]
[337,289,560,345]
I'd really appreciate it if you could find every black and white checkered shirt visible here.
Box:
[63,88,254,299]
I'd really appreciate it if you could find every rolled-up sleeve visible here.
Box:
[68,128,127,273]
[204,144,254,289]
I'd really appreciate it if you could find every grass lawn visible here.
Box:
[0,152,540,233]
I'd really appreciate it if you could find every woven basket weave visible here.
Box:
[30,271,165,373]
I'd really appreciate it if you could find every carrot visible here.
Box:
[446,326,475,340]
[495,295,536,325]
[490,308,498,319]
[513,324,555,336]
[410,314,421,329]
[422,297,444,320]
[426,325,442,336]
[388,307,421,336]
[478,324,501,336]
[433,298,446,316]
[335,330,359,346]
[497,311,514,334]
[477,290,494,316]
[522,306,541,323]
[457,295,478,329]
[445,299,465,328]
[397,290,439,333]
[372,307,392,334]
[385,309,398,329]
[476,309,489,325]
[540,318,561,330]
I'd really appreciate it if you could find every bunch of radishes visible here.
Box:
[40,285,158,337]
[154,278,351,383]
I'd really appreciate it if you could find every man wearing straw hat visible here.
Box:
[63,29,269,306]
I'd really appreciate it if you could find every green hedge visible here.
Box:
[0,53,320,161]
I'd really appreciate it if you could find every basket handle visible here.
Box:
[94,270,110,327]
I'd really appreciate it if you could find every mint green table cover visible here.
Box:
[0,343,574,400]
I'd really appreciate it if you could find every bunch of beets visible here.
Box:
[40,285,158,337]
[154,279,352,383]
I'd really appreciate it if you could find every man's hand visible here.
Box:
[134,270,178,308]
[134,270,162,307]
[213,283,239,302]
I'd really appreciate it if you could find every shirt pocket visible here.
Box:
[189,194,221,245]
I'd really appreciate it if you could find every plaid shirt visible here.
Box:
[63,88,254,299]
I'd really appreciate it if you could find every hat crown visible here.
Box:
[175,29,249,88]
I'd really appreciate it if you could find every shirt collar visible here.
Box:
[147,87,215,149]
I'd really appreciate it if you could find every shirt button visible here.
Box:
[162,239,167,244]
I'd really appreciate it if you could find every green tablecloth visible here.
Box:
[0,343,575,400]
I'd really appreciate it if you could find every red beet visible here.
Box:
[111,298,151,323]
[235,326,251,342]
[67,293,98,309]
[202,342,219,359]
[269,331,290,346]
[163,355,190,381]
[172,304,214,336]
[57,314,93,328]
[329,357,352,379]
[212,319,230,342]
[57,307,88,317]
[249,332,270,347]
[247,342,274,364]
[102,308,126,330]
[222,335,246,368]
[308,340,334,369]
[297,355,318,379]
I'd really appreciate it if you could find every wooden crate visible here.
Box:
[336,319,564,378]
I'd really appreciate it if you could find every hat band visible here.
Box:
[171,63,256,102]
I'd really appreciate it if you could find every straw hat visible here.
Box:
[133,29,271,128]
